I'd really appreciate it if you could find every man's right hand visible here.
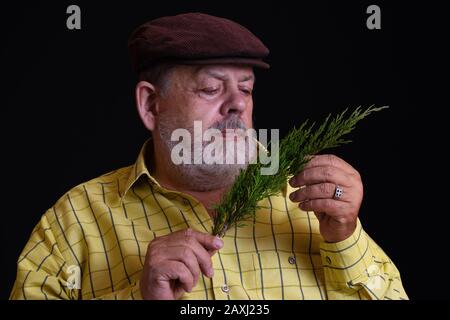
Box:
[140,228,224,300]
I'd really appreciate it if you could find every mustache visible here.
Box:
[208,115,247,132]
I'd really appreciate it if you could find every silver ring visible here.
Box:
[334,185,343,200]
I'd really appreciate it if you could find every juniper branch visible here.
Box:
[212,105,388,236]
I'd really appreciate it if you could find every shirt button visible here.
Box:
[288,256,296,264]
[221,284,230,294]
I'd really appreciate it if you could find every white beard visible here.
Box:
[157,115,256,191]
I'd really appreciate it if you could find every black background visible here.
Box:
[0,0,445,300]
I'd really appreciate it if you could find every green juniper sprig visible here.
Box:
[212,105,388,237]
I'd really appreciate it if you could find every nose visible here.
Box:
[219,89,247,116]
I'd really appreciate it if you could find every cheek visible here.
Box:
[160,94,198,123]
[188,100,222,123]
[176,104,218,130]
[242,102,254,128]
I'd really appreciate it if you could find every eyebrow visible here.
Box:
[239,74,255,82]
[203,70,255,82]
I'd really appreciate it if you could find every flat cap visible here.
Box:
[128,12,270,72]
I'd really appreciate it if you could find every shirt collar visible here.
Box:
[121,138,160,201]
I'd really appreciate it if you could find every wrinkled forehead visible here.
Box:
[197,65,254,81]
[176,64,255,83]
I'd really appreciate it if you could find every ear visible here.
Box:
[135,81,159,131]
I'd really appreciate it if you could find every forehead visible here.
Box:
[180,64,255,81]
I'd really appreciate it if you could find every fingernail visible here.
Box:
[289,177,295,186]
[289,192,295,201]
[208,267,214,278]
[213,237,223,249]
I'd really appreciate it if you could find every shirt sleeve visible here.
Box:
[319,219,408,300]
[9,212,142,300]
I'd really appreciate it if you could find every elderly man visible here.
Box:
[10,13,407,300]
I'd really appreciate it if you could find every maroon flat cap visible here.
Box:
[128,12,270,72]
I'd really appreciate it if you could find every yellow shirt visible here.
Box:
[9,140,408,300]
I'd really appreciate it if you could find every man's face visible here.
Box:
[157,64,254,133]
[154,64,256,191]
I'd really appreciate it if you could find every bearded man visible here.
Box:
[10,13,407,300]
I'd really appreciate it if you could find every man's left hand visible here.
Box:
[289,154,363,243]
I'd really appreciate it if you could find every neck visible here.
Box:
[155,172,229,217]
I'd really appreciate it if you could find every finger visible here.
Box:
[176,229,224,251]
[290,166,352,188]
[290,183,352,203]
[155,229,221,278]
[157,246,202,284]
[314,212,326,221]
[299,198,348,216]
[163,242,214,278]
[164,260,195,293]
[302,154,358,175]
[163,229,218,277]
[193,232,224,251]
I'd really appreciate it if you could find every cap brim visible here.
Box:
[176,57,270,69]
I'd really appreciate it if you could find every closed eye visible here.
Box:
[240,88,253,95]
[201,87,220,95]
